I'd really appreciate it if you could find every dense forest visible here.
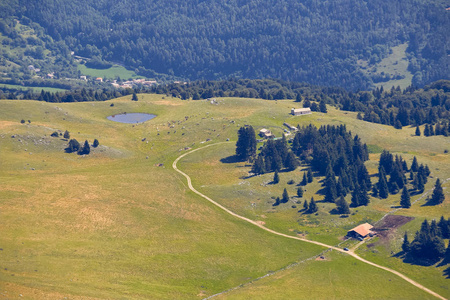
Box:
[1,0,448,90]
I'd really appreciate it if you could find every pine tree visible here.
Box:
[351,183,360,207]
[308,197,318,213]
[335,195,350,215]
[63,130,70,139]
[430,178,445,205]
[402,232,410,253]
[93,139,99,147]
[378,167,389,199]
[285,151,298,171]
[411,156,419,172]
[319,100,327,113]
[307,168,313,183]
[400,187,411,208]
[282,188,289,204]
[273,170,280,184]
[132,92,138,101]
[236,126,257,161]
[324,170,337,203]
[424,124,430,136]
[252,155,265,175]
[415,125,421,136]
[438,216,450,239]
[303,199,309,211]
[359,181,370,206]
[78,140,90,155]
[301,172,308,186]
[66,139,80,153]
[297,187,304,198]
[417,173,425,193]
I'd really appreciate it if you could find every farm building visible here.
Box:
[347,223,374,239]
[291,107,312,116]
[259,128,274,139]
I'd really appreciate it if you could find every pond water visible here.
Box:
[107,113,156,124]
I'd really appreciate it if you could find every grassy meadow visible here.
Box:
[77,64,142,80]
[0,95,448,299]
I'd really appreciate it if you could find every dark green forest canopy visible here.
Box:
[3,0,449,90]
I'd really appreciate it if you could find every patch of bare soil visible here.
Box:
[315,255,327,261]
[373,215,414,241]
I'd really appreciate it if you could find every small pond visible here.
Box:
[107,113,156,124]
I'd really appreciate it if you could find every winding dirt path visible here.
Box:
[173,143,447,300]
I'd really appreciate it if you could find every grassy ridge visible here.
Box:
[0,95,448,299]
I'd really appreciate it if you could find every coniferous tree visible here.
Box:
[400,187,411,208]
[66,139,80,153]
[336,177,346,197]
[359,181,370,206]
[335,195,350,215]
[252,155,265,175]
[303,199,309,211]
[301,172,308,186]
[417,173,425,193]
[372,185,378,197]
[415,126,421,136]
[285,151,299,171]
[132,92,138,101]
[282,188,289,204]
[297,186,304,198]
[236,126,257,161]
[411,156,419,172]
[438,216,450,239]
[308,197,318,213]
[63,130,70,139]
[424,124,430,137]
[430,178,445,205]
[273,170,280,184]
[319,100,327,113]
[351,183,360,207]
[93,139,99,147]
[378,167,389,199]
[78,140,90,155]
[307,168,313,183]
[324,169,337,203]
[402,232,410,253]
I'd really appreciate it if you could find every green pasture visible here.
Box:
[214,251,435,300]
[0,95,448,299]
[77,64,142,80]
[359,43,414,90]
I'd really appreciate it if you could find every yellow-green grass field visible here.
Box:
[77,64,142,80]
[0,95,448,299]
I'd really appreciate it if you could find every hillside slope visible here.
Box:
[2,0,449,90]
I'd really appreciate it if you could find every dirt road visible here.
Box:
[173,143,447,300]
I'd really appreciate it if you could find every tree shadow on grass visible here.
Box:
[443,267,450,279]
[220,155,241,164]
[402,255,440,267]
